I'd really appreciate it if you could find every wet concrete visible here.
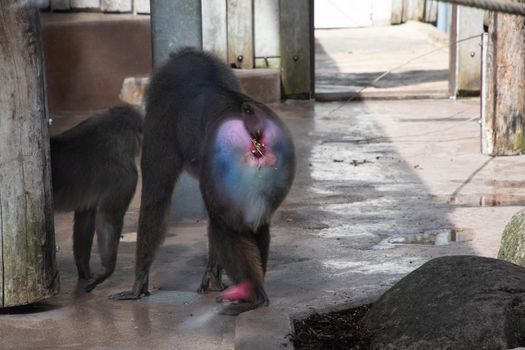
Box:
[3,97,524,348]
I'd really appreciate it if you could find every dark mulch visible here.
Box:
[291,304,372,350]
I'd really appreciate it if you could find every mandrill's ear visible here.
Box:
[241,103,265,138]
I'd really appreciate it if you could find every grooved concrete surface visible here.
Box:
[2,98,524,349]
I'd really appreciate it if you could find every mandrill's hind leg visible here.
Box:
[208,220,269,315]
[198,242,227,293]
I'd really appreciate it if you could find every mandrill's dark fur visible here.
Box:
[51,106,143,292]
[114,48,295,315]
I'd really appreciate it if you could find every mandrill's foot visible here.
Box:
[109,277,150,300]
[215,281,269,316]
[198,263,227,293]
[216,281,253,303]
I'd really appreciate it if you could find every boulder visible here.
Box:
[363,255,525,350]
[498,209,525,266]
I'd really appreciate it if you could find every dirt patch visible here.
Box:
[291,304,372,350]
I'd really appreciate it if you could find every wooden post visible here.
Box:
[202,0,228,62]
[449,5,484,97]
[0,1,59,307]
[279,0,313,99]
[227,0,254,69]
[482,5,525,155]
[254,0,280,68]
[391,0,404,24]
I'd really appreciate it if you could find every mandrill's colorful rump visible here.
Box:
[209,109,295,230]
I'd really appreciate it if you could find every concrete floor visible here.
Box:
[2,97,524,349]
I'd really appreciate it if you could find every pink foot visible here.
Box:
[216,281,253,303]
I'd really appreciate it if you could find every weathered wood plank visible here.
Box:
[101,0,132,12]
[150,0,202,67]
[449,5,484,96]
[279,0,313,99]
[227,0,253,69]
[402,0,419,21]
[254,0,280,68]
[0,1,58,307]
[134,0,150,14]
[391,0,404,24]
[70,0,100,10]
[202,0,227,62]
[483,5,525,155]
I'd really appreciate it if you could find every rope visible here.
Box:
[436,0,525,16]
[324,34,481,116]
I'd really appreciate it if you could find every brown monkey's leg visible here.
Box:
[73,209,96,280]
[85,210,123,292]
[86,176,137,292]
[209,221,269,315]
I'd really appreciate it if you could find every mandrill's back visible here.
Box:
[143,48,243,172]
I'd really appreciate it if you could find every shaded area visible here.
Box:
[316,69,448,90]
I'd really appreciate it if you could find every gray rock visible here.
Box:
[498,209,525,266]
[363,255,525,350]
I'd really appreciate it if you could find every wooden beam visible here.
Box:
[482,5,525,155]
[0,1,58,307]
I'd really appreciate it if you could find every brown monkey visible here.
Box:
[51,106,143,291]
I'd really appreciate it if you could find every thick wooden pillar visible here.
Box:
[482,5,525,155]
[280,0,314,99]
[0,1,59,307]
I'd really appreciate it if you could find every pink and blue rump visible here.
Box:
[210,116,293,303]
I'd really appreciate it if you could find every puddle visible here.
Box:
[374,228,473,249]
[138,290,201,305]
[442,195,525,207]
